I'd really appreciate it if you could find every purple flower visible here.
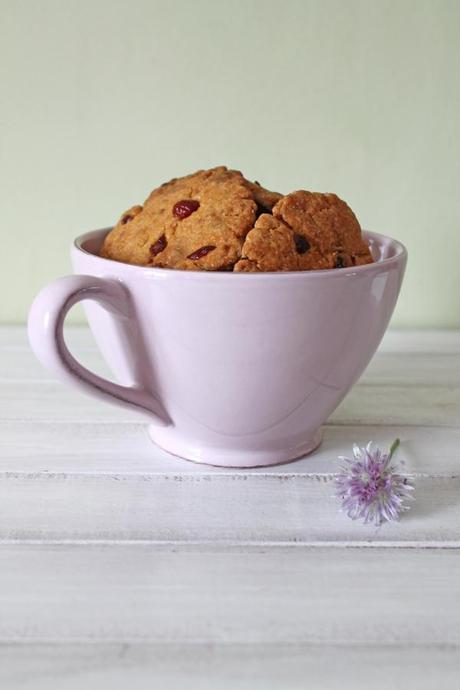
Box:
[335,440,414,526]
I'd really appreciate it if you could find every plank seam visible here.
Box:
[2,419,460,430]
[0,539,459,548]
[0,471,456,480]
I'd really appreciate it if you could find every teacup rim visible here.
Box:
[73,228,407,279]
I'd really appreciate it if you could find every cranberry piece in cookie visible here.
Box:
[150,234,167,257]
[187,245,216,260]
[119,205,143,225]
[173,199,200,219]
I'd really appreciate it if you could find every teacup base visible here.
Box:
[147,427,323,468]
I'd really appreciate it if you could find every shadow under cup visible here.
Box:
[31,229,407,468]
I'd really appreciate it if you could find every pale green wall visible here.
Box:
[1,0,459,326]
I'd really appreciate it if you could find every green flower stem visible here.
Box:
[389,438,400,459]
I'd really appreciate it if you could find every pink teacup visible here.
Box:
[28,229,406,467]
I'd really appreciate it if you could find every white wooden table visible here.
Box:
[1,326,459,689]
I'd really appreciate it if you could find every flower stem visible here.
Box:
[389,438,400,459]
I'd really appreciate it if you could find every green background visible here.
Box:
[1,0,459,326]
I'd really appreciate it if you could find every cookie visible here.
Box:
[101,170,373,273]
[233,213,329,272]
[234,191,373,272]
[101,167,259,271]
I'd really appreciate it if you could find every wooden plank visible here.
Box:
[0,349,112,383]
[0,472,456,544]
[377,329,460,355]
[363,352,460,387]
[3,325,460,355]
[0,643,459,690]
[1,378,458,426]
[3,326,458,426]
[2,321,458,686]
[0,381,141,423]
[0,545,459,643]
[1,420,458,475]
[332,384,460,427]
[2,326,460,388]
[3,346,460,388]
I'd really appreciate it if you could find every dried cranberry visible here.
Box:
[294,234,310,254]
[335,255,346,268]
[150,234,167,257]
[173,199,200,219]
[121,214,133,225]
[187,245,216,260]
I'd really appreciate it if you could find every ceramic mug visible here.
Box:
[28,229,406,467]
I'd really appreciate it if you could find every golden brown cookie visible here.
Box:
[101,171,373,273]
[233,214,328,272]
[234,191,373,272]
[101,167,258,271]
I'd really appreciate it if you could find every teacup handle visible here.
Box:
[28,274,170,427]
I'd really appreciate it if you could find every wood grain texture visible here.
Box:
[2,380,460,426]
[2,327,459,427]
[0,545,460,644]
[1,326,459,688]
[1,643,459,690]
[0,472,456,545]
[3,343,460,388]
[1,420,459,475]
[3,325,460,353]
